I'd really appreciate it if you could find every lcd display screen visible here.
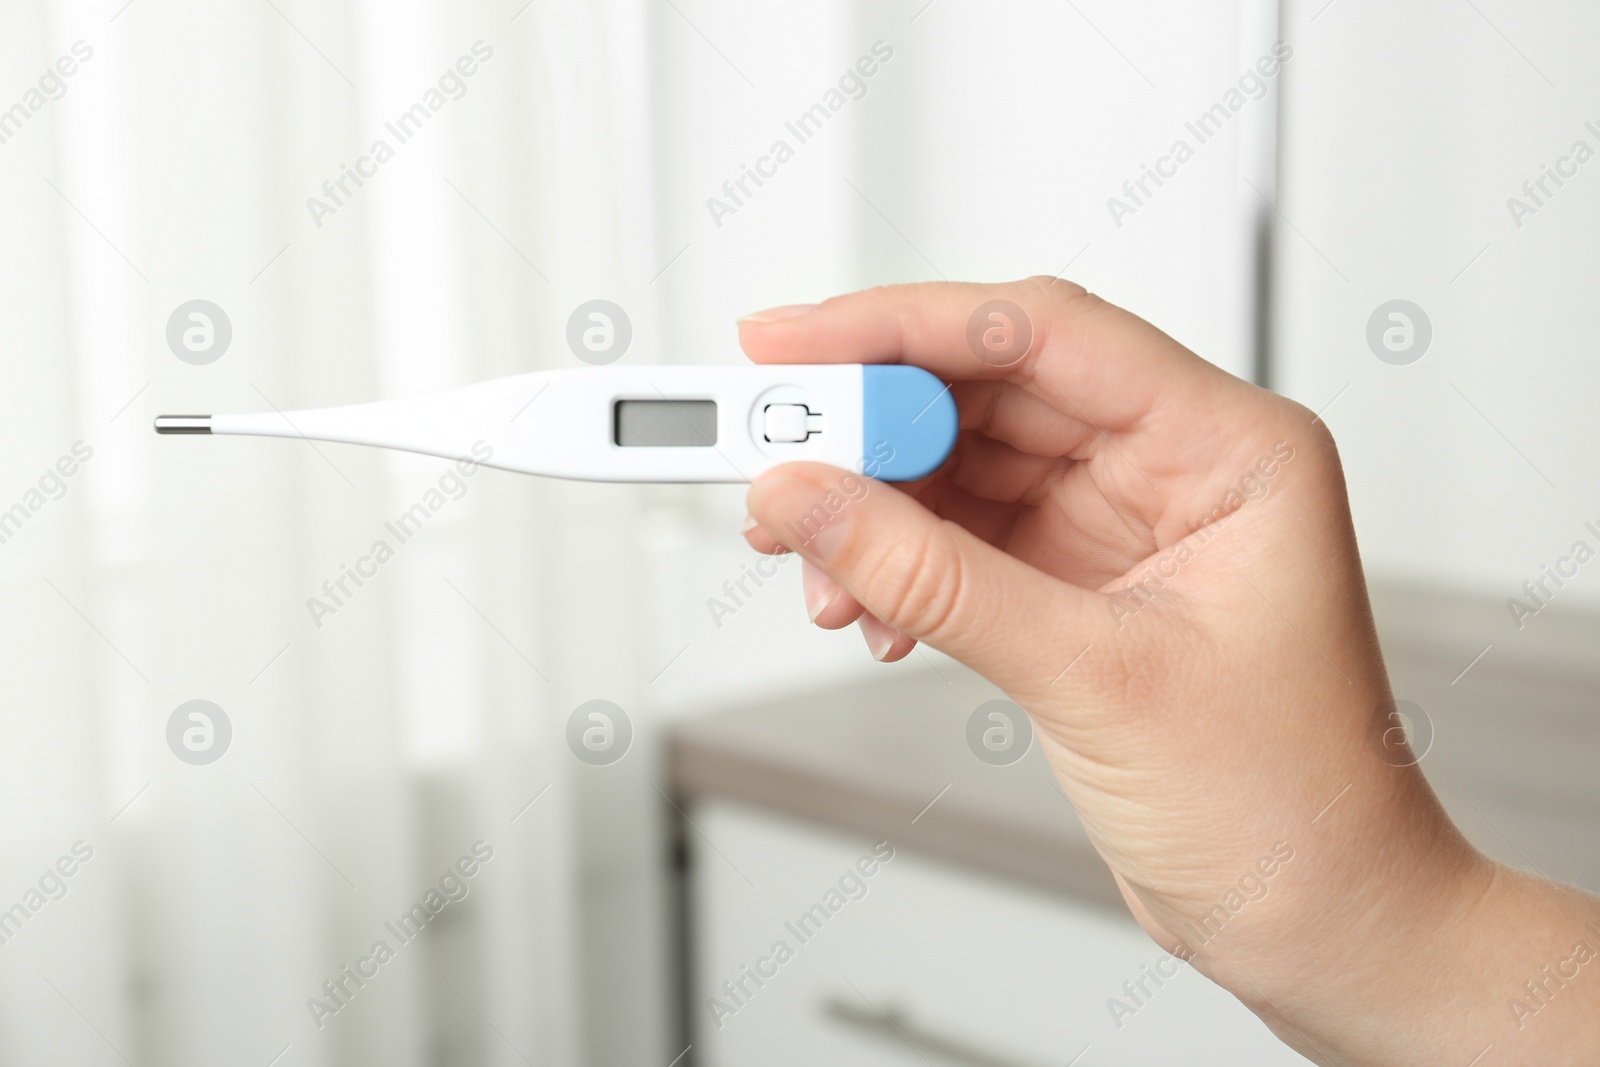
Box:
[613,399,718,446]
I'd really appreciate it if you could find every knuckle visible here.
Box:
[860,524,968,639]
[1023,273,1096,314]
[1267,399,1342,472]
[1022,273,1087,302]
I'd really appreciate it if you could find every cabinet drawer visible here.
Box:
[691,799,1310,1067]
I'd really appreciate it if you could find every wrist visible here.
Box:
[1437,867,1600,1064]
[1208,767,1499,1063]
[1223,793,1600,1066]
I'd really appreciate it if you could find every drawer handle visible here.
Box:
[820,995,1061,1067]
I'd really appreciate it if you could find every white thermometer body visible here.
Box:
[156,364,959,484]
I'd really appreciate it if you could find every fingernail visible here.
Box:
[740,515,759,534]
[738,303,817,325]
[808,511,851,562]
[859,615,899,661]
[803,564,838,622]
[748,473,853,562]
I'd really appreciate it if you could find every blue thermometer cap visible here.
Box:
[862,365,958,481]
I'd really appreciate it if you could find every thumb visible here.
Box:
[747,463,1104,695]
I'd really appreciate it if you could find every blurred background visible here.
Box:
[2,0,1597,1064]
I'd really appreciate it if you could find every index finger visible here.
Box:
[737,276,1243,434]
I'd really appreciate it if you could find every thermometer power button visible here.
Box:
[762,403,822,443]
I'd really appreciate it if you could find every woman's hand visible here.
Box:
[738,278,1600,1066]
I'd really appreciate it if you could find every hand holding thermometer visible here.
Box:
[154,364,958,483]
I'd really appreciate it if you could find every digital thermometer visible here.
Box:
[155,364,958,483]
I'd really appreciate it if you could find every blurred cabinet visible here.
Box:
[689,800,1309,1067]
[668,585,1600,1065]
[667,662,1313,1066]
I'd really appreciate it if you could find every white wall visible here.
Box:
[1275,0,1600,631]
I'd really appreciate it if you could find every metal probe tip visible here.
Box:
[154,415,212,434]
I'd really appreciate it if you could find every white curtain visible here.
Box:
[1,2,1266,1064]
[2,1,651,1063]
